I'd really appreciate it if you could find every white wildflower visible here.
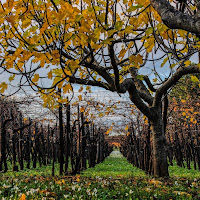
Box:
[93,188,98,193]
[72,186,76,191]
[64,194,69,198]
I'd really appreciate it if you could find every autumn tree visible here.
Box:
[1,0,200,177]
[169,74,200,101]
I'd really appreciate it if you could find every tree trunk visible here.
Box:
[151,116,169,177]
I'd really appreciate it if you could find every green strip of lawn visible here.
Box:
[81,150,146,178]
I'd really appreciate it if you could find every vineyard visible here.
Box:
[2,0,200,199]
[0,97,112,176]
[1,93,200,199]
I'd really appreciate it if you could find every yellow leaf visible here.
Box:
[0,82,8,93]
[161,57,168,67]
[149,178,163,185]
[78,95,82,101]
[106,127,112,134]
[182,112,186,116]
[5,15,15,26]
[76,177,80,182]
[129,55,136,63]
[125,125,129,131]
[99,113,104,117]
[153,78,157,82]
[63,84,72,93]
[32,74,39,83]
[80,107,84,112]
[9,74,15,82]
[48,71,53,79]
[19,194,26,200]
[184,60,191,67]
[52,50,60,59]
[178,29,187,37]
[191,75,199,82]
[170,63,176,69]
[118,49,127,59]
[144,38,154,53]
[78,86,83,92]
[134,54,143,67]
[86,86,91,90]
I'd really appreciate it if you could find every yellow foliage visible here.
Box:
[99,113,104,117]
[63,84,72,93]
[78,95,82,101]
[48,71,53,79]
[32,74,40,83]
[19,194,26,200]
[0,82,8,93]
[80,107,85,112]
[9,74,15,82]
[191,75,199,82]
[182,112,186,116]
[144,37,155,53]
[106,127,113,134]
[112,142,121,147]
[184,60,191,67]
[0,0,195,110]
[149,178,163,185]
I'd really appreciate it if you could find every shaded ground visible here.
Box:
[0,151,200,199]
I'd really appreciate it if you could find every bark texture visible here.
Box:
[150,0,200,34]
[151,113,169,177]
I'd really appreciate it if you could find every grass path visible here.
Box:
[81,150,146,178]
[0,151,200,199]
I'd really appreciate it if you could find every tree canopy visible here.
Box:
[0,0,199,113]
[1,0,200,177]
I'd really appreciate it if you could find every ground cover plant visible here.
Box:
[1,151,200,200]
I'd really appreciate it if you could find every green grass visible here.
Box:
[4,163,60,177]
[0,151,200,199]
[169,162,200,179]
[81,151,146,178]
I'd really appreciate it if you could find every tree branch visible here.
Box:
[120,78,152,118]
[154,64,200,106]
[144,76,157,92]
[150,0,200,34]
[108,44,120,91]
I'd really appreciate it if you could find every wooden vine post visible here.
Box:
[65,97,70,173]
[58,88,64,175]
